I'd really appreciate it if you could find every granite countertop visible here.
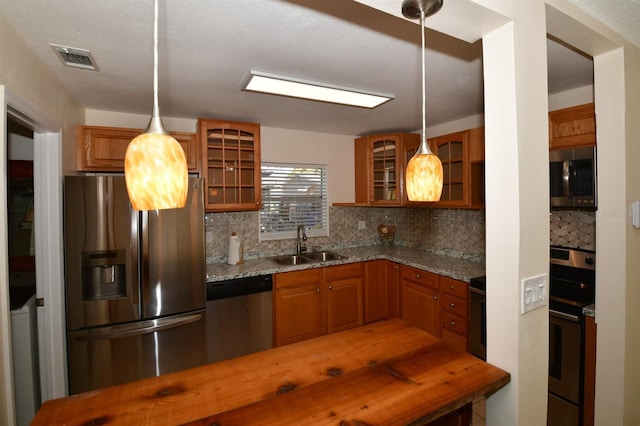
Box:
[206,245,485,283]
[583,304,596,317]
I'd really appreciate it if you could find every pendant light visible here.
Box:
[403,0,444,202]
[124,0,188,211]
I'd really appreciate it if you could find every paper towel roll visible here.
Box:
[227,232,243,265]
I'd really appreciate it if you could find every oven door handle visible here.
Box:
[549,309,580,322]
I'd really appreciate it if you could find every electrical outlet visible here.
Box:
[357,220,366,230]
[521,273,547,314]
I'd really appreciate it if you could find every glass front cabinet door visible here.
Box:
[426,127,485,208]
[198,119,261,212]
[354,133,420,206]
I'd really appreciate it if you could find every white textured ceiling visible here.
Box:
[0,0,632,136]
[568,0,640,48]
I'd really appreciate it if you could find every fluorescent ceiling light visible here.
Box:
[241,70,393,108]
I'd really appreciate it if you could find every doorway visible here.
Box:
[6,116,41,425]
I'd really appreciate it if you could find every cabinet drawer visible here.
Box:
[325,263,363,281]
[442,310,468,336]
[400,266,439,290]
[442,293,468,317]
[441,277,468,299]
[274,268,324,289]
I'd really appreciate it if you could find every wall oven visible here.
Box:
[548,246,595,426]
[549,146,597,208]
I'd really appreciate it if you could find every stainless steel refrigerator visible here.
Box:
[63,175,207,395]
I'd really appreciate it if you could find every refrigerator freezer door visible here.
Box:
[142,177,206,318]
[64,176,140,330]
[66,310,207,395]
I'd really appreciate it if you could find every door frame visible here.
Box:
[0,86,67,422]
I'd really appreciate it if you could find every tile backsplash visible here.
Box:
[205,207,486,264]
[549,210,596,251]
[205,207,596,264]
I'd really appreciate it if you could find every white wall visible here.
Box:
[548,85,593,111]
[480,1,551,424]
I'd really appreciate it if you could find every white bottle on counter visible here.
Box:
[227,232,244,265]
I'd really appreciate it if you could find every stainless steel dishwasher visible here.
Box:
[206,275,273,363]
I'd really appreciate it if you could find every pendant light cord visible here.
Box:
[153,0,159,117]
[420,9,427,151]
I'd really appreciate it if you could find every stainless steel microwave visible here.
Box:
[550,146,597,208]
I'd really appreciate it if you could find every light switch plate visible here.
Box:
[521,273,547,314]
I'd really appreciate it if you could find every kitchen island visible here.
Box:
[33,319,509,425]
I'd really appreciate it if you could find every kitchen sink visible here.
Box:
[270,255,314,266]
[301,251,347,262]
[269,251,348,265]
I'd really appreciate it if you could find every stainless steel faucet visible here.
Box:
[296,225,307,255]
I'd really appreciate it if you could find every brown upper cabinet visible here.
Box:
[198,118,261,212]
[549,103,596,150]
[354,133,420,206]
[77,125,199,172]
[409,127,485,209]
[353,129,484,208]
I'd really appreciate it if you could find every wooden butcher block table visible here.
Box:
[32,319,510,425]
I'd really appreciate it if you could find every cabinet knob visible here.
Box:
[415,274,421,279]
[316,288,320,292]
[450,321,456,326]
[433,295,438,300]
[449,303,456,308]
[449,285,455,290]
[328,285,333,290]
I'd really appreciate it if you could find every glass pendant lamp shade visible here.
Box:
[124,0,188,211]
[406,141,443,201]
[124,128,188,211]
[403,0,444,202]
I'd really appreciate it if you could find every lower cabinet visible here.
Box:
[400,265,441,337]
[274,268,324,347]
[274,263,363,347]
[440,277,469,352]
[391,263,470,352]
[363,260,400,323]
[584,314,596,426]
[274,261,470,353]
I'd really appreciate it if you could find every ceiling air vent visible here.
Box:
[49,44,98,71]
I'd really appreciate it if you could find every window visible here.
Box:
[260,163,328,241]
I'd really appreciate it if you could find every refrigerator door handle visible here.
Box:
[72,311,205,342]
